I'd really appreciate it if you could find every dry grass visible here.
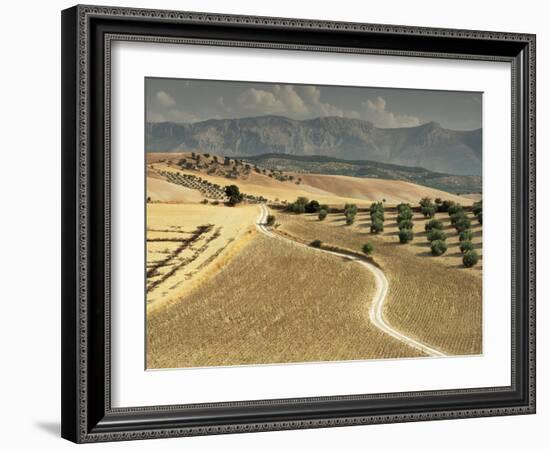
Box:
[298,173,472,205]
[146,203,259,311]
[147,176,204,203]
[148,156,473,206]
[147,233,422,369]
[275,209,482,355]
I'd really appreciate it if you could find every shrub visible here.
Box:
[398,219,414,230]
[419,198,436,218]
[460,241,475,253]
[399,229,414,244]
[448,203,463,216]
[362,242,374,256]
[369,202,384,214]
[370,218,384,233]
[473,201,482,217]
[266,214,276,226]
[430,240,447,256]
[450,211,467,226]
[419,197,433,208]
[224,185,243,205]
[371,209,384,222]
[421,205,436,218]
[463,250,479,267]
[454,217,471,233]
[201,199,209,204]
[346,203,359,216]
[286,196,309,214]
[438,200,454,213]
[318,209,328,221]
[397,203,411,215]
[459,230,473,241]
[310,239,322,248]
[288,202,305,213]
[427,229,446,242]
[425,219,443,232]
[305,200,321,213]
[211,200,220,205]
[344,203,358,225]
[396,209,413,223]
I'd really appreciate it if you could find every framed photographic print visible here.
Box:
[61,4,536,443]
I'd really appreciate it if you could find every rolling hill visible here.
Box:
[147,152,474,206]
[146,115,482,175]
[241,153,481,194]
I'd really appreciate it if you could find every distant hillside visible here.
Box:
[242,154,481,194]
[146,115,482,175]
[146,152,474,206]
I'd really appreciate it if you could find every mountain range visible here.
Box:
[146,115,482,176]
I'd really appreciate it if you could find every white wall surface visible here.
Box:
[0,0,545,447]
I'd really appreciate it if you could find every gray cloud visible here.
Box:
[146,78,482,130]
[363,96,420,128]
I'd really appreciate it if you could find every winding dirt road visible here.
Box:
[256,205,447,358]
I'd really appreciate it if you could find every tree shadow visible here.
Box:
[416,250,435,257]
[411,241,430,247]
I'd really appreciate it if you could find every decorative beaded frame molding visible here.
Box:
[61,4,536,443]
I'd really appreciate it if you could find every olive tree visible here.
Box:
[459,240,474,253]
[399,229,414,244]
[362,242,374,256]
[370,218,384,234]
[430,240,447,256]
[425,219,443,232]
[427,229,446,242]
[463,250,479,267]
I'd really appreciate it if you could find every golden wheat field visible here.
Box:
[146,203,259,311]
[274,209,482,355]
[147,232,423,369]
[145,151,482,368]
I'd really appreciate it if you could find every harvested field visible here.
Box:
[274,209,482,355]
[147,233,423,369]
[297,173,472,206]
[147,176,203,203]
[146,203,259,311]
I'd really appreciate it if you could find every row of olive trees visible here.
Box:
[447,202,480,267]
[396,203,413,243]
[419,198,448,256]
[369,202,384,233]
[345,203,358,225]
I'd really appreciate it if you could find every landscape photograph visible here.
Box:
[145,78,483,369]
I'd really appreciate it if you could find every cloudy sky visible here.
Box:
[146,78,482,130]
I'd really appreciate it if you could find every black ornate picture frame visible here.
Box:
[61,4,536,443]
